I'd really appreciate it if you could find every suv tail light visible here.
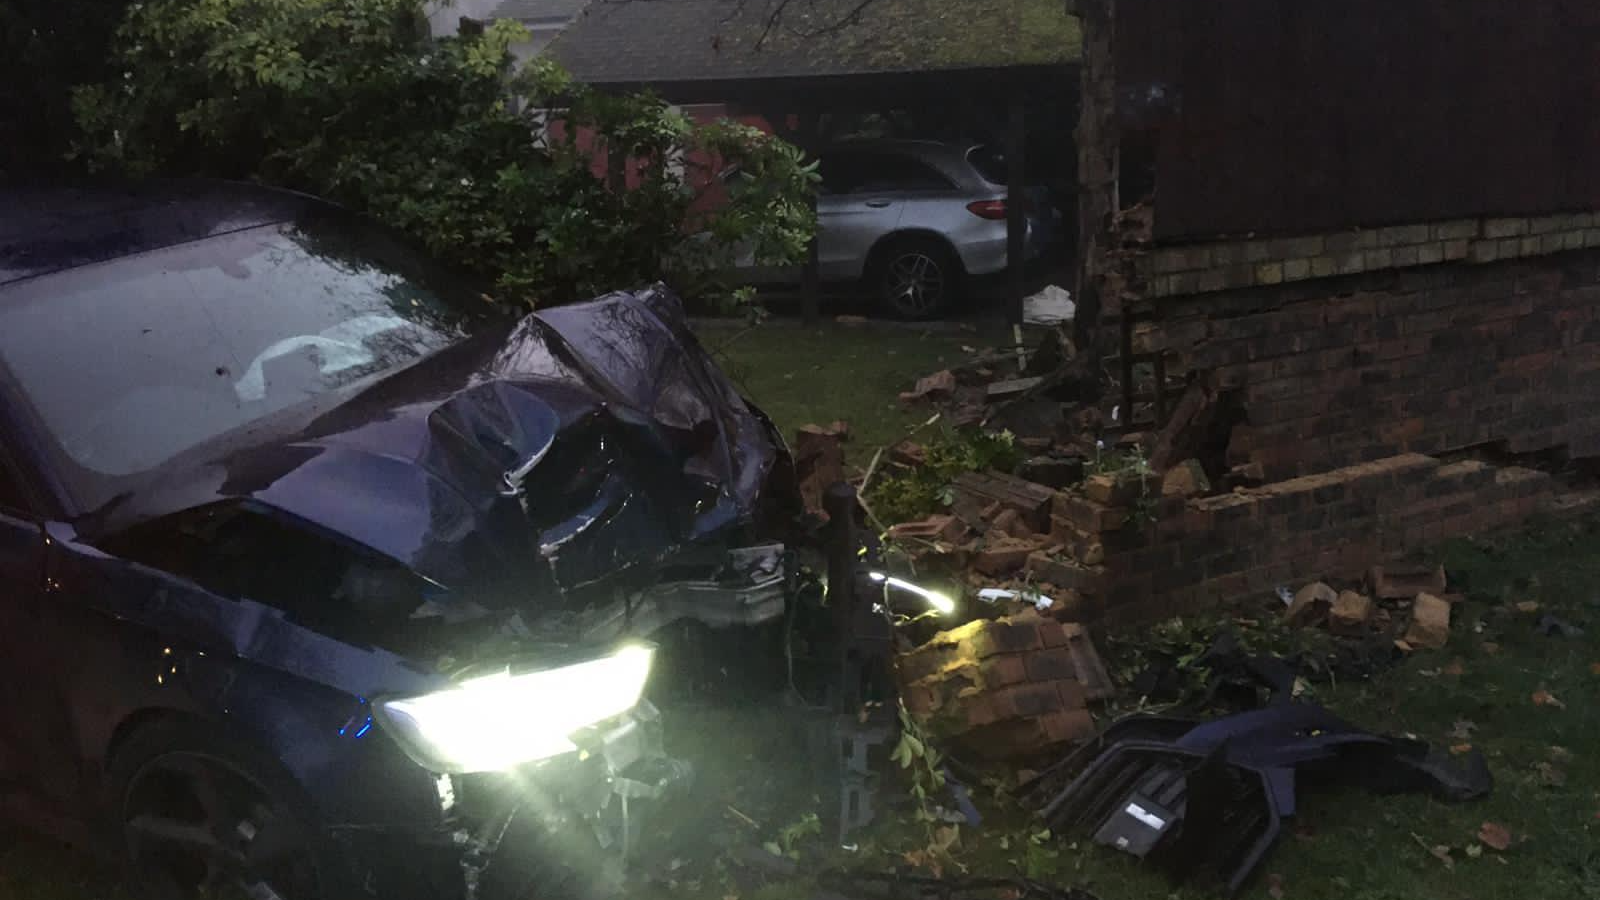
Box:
[966,198,1032,220]
[966,200,1008,220]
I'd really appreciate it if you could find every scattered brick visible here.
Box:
[792,424,846,520]
[1077,541,1106,567]
[990,508,1036,540]
[1058,495,1130,533]
[951,495,1002,533]
[887,515,957,543]
[1162,458,1212,498]
[900,680,938,718]
[1083,472,1161,506]
[988,682,1066,720]
[974,537,1043,576]
[897,611,1110,761]
[969,618,1045,657]
[899,369,956,403]
[978,655,1031,688]
[955,471,1057,532]
[966,719,1049,761]
[1062,624,1116,699]
[1329,591,1375,636]
[1370,564,1448,600]
[1227,461,1267,488]
[1405,592,1453,649]
[890,442,927,468]
[986,376,1045,401]
[897,640,974,684]
[1026,553,1108,595]
[1285,582,1337,627]
[1040,708,1097,745]
[1023,648,1077,683]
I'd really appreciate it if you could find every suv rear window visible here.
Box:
[966,146,1009,185]
[820,151,954,194]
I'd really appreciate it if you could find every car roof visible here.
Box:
[819,139,995,188]
[822,139,980,157]
[0,180,327,288]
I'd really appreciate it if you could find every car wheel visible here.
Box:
[872,238,962,320]
[111,723,327,900]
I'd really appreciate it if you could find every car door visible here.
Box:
[880,154,965,252]
[0,444,77,808]
[816,151,910,279]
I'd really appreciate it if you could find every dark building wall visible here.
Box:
[1161,247,1600,481]
[1119,0,1600,240]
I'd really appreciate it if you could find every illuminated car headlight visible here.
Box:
[868,571,956,615]
[378,644,654,773]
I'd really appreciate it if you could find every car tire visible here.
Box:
[869,237,963,320]
[108,719,332,900]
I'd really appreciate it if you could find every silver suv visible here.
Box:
[738,140,1062,319]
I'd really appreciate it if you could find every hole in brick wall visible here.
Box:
[1198,390,1247,485]
[1148,374,1244,493]
[1438,440,1600,488]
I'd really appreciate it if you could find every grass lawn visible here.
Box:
[934,518,1600,900]
[676,324,1600,900]
[699,519,1600,900]
[697,318,1006,468]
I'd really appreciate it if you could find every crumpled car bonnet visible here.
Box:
[94,285,793,604]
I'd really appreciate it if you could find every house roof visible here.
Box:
[548,0,1080,88]
[492,0,590,25]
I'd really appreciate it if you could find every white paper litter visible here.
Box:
[977,588,1055,611]
[1023,285,1075,326]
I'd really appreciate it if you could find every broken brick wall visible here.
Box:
[1040,213,1600,625]
[1146,236,1600,481]
[1029,454,1598,626]
[897,613,1103,760]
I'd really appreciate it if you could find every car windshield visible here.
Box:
[0,215,487,490]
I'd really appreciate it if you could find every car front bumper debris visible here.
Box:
[332,702,690,900]
[1024,704,1492,896]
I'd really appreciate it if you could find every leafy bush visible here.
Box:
[71,0,817,307]
[0,0,130,178]
[867,430,1022,526]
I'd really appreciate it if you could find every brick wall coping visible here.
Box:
[1140,212,1600,298]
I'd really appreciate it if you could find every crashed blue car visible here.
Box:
[0,181,800,899]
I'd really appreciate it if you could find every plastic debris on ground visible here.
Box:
[1021,703,1491,896]
[977,587,1055,611]
[1023,285,1076,326]
[1536,613,1585,638]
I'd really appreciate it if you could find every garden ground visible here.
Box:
[3,320,1598,900]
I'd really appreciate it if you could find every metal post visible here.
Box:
[802,207,822,326]
[820,482,892,844]
[823,482,857,678]
[1006,96,1028,330]
[607,140,626,192]
[1007,96,1029,367]
[800,111,823,326]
